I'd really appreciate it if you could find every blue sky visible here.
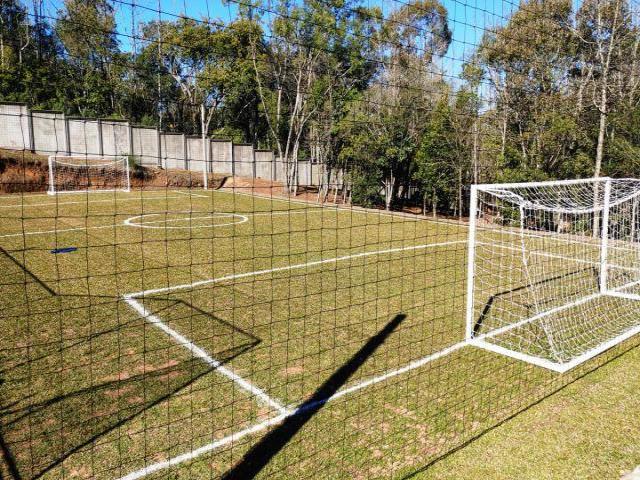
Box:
[38,0,518,78]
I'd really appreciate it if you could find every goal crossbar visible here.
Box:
[48,155,131,195]
[466,177,640,372]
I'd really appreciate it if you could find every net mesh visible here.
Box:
[1,0,640,477]
[470,179,640,368]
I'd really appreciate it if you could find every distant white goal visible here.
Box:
[48,155,131,195]
[466,177,640,372]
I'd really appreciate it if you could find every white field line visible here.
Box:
[123,296,289,415]
[118,338,470,480]
[122,208,329,230]
[172,189,209,198]
[0,194,183,209]
[126,239,468,297]
[118,238,468,479]
[0,190,133,200]
[0,224,118,238]
[481,241,640,274]
[118,413,289,480]
[0,204,328,238]
[123,213,250,229]
[468,340,568,372]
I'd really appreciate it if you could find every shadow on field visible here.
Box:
[473,266,598,335]
[222,313,407,479]
[140,296,262,352]
[0,248,261,479]
[1,351,254,479]
[0,382,21,480]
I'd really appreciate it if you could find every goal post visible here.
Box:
[466,177,640,372]
[48,155,131,195]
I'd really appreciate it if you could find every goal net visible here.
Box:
[48,155,131,194]
[466,177,640,372]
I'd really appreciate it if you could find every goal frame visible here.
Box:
[465,177,640,373]
[47,155,131,195]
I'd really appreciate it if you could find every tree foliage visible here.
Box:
[3,0,640,215]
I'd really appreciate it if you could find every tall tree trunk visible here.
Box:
[432,189,437,219]
[472,119,479,184]
[594,84,607,179]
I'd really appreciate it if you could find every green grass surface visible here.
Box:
[419,344,640,480]
[0,188,638,479]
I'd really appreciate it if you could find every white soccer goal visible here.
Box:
[466,177,640,372]
[48,155,131,195]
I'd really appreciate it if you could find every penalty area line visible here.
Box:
[172,189,209,198]
[126,238,468,297]
[118,338,470,480]
[117,239,470,480]
[122,295,289,416]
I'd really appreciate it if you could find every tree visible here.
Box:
[56,0,122,116]
[0,0,65,108]
[338,0,451,210]
[414,97,458,216]
[251,0,379,195]
[575,0,638,178]
[476,0,577,177]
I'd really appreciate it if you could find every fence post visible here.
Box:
[27,106,35,152]
[64,114,71,155]
[272,152,277,182]
[157,127,162,167]
[97,119,104,156]
[127,123,134,158]
[231,142,236,177]
[252,146,257,179]
[183,133,188,170]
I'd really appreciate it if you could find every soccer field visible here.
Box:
[0,188,636,480]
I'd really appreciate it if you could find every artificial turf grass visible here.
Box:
[0,188,637,479]
[417,342,640,480]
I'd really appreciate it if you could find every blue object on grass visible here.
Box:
[50,247,78,254]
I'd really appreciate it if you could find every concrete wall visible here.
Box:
[0,103,31,150]
[101,120,130,157]
[255,150,274,180]
[31,111,67,155]
[131,127,159,166]
[186,136,205,174]
[0,102,336,187]
[298,162,312,186]
[211,139,233,175]
[162,133,185,170]
[233,144,254,178]
[68,119,101,156]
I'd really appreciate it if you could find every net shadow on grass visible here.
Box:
[1,357,228,480]
[473,266,598,336]
[400,335,640,480]
[137,296,262,351]
[2,353,259,480]
[0,381,21,480]
[0,248,262,480]
[221,313,407,480]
